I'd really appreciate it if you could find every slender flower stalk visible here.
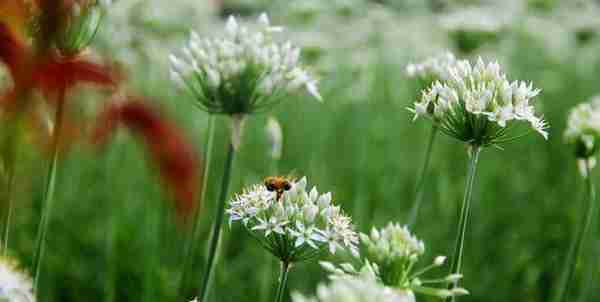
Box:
[178,115,216,299]
[552,161,596,302]
[170,13,322,302]
[2,120,20,255]
[409,57,547,299]
[554,98,600,302]
[275,261,292,302]
[446,146,480,302]
[33,92,65,291]
[198,142,235,302]
[406,52,457,226]
[408,125,438,226]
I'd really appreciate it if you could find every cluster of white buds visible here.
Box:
[0,256,35,302]
[564,97,600,176]
[321,223,468,300]
[170,13,322,116]
[227,177,358,263]
[292,265,415,302]
[405,51,458,83]
[56,0,109,56]
[410,58,548,147]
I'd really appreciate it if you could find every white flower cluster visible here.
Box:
[0,257,35,302]
[361,223,425,265]
[564,97,600,175]
[405,51,457,82]
[227,177,358,262]
[564,97,600,156]
[321,223,468,300]
[410,58,548,146]
[292,266,415,302]
[170,13,322,115]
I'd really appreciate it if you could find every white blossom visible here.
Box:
[565,97,600,159]
[0,257,35,302]
[322,223,468,300]
[410,57,548,146]
[405,51,458,82]
[170,13,322,115]
[292,267,415,302]
[227,177,357,262]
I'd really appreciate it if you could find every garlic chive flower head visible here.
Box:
[360,223,424,285]
[405,51,458,83]
[410,58,548,147]
[292,266,415,302]
[170,13,322,116]
[0,256,35,302]
[227,177,358,263]
[322,223,469,300]
[56,0,108,56]
[564,97,600,176]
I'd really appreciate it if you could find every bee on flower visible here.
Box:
[227,177,358,262]
[321,223,468,301]
[409,57,548,147]
[0,256,35,302]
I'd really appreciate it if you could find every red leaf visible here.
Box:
[93,97,201,216]
[32,55,116,98]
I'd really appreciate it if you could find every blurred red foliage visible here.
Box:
[93,96,201,216]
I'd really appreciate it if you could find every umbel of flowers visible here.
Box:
[322,223,468,301]
[410,57,548,147]
[170,13,322,302]
[409,57,547,300]
[170,13,321,147]
[228,177,358,261]
[228,177,358,302]
[564,96,600,176]
[291,264,413,302]
[0,256,35,302]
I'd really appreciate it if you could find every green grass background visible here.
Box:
[1,0,599,301]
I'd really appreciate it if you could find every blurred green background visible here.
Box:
[1,0,599,301]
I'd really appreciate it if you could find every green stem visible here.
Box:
[2,116,20,255]
[446,145,481,302]
[179,114,216,299]
[199,142,236,302]
[274,261,291,302]
[553,159,597,302]
[33,91,66,292]
[408,125,438,226]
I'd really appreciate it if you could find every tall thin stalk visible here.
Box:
[408,125,438,226]
[2,123,19,255]
[179,115,216,299]
[446,145,481,302]
[274,261,291,302]
[198,142,236,302]
[33,91,66,291]
[553,160,597,302]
